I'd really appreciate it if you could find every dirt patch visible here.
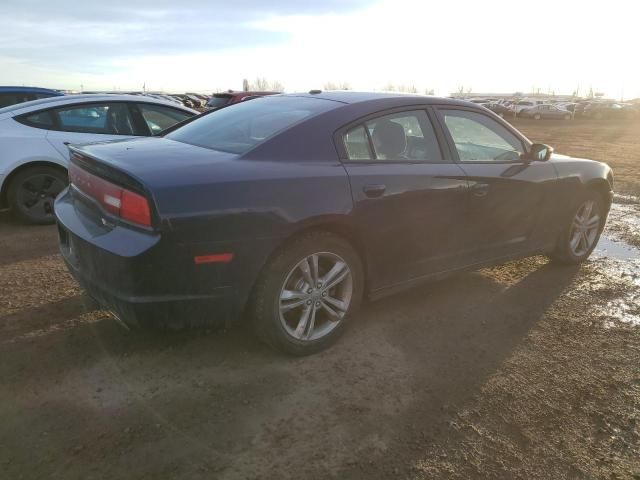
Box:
[1,121,640,479]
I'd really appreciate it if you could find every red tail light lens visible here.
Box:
[120,190,151,226]
[69,161,152,227]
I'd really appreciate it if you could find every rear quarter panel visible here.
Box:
[159,157,353,304]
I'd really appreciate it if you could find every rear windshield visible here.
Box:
[167,96,337,154]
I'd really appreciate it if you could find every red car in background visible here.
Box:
[206,90,278,110]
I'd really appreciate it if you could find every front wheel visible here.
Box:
[550,192,605,264]
[8,166,68,225]
[251,232,364,355]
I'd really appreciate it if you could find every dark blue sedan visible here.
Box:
[0,86,63,108]
[55,92,614,355]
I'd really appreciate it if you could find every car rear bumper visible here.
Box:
[61,248,233,329]
[55,188,236,329]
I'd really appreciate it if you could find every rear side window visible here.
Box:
[167,96,336,154]
[137,103,193,134]
[344,126,372,160]
[18,110,54,128]
[52,103,135,135]
[343,110,443,163]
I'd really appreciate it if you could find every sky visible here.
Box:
[0,0,638,99]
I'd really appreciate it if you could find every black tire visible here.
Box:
[8,166,68,225]
[550,190,606,264]
[251,231,364,355]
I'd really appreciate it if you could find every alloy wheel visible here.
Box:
[279,252,353,341]
[16,173,65,222]
[569,200,601,256]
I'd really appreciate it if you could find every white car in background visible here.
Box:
[0,94,197,224]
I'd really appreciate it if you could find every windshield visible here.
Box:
[167,96,337,154]
[206,95,232,108]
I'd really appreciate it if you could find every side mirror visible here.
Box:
[527,143,553,162]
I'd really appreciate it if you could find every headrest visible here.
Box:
[372,119,406,157]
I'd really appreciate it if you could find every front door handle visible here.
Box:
[63,141,71,145]
[471,183,489,197]
[363,184,386,198]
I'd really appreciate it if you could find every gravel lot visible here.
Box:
[1,119,639,479]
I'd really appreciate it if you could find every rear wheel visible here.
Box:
[8,166,67,225]
[550,191,605,264]
[251,232,364,355]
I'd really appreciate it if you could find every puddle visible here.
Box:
[593,236,640,260]
[613,193,640,205]
[590,198,640,327]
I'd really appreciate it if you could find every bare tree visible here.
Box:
[424,88,435,95]
[382,83,418,93]
[323,81,351,91]
[248,77,285,92]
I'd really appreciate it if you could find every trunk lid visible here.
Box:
[69,137,242,219]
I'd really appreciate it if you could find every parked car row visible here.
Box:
[479,97,640,121]
[205,91,278,110]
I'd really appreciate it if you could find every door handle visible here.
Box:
[363,184,386,198]
[63,142,71,145]
[471,183,490,197]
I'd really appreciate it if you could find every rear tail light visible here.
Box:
[68,160,152,227]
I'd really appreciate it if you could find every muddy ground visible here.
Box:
[1,120,640,480]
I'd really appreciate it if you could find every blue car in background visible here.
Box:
[0,86,63,108]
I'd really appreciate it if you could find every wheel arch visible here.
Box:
[0,160,67,208]
[240,217,371,322]
[585,177,613,212]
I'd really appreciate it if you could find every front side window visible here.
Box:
[167,96,336,154]
[441,109,524,162]
[53,103,135,135]
[137,103,193,134]
[343,110,442,162]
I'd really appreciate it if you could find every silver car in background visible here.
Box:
[519,104,572,120]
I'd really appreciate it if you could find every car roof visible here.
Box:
[0,86,64,95]
[0,93,198,117]
[279,91,476,108]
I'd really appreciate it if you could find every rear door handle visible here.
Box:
[471,183,489,197]
[363,184,386,198]
[63,142,71,145]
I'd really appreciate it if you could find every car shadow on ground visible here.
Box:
[332,258,581,477]
[0,255,582,478]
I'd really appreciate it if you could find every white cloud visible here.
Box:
[0,0,637,98]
